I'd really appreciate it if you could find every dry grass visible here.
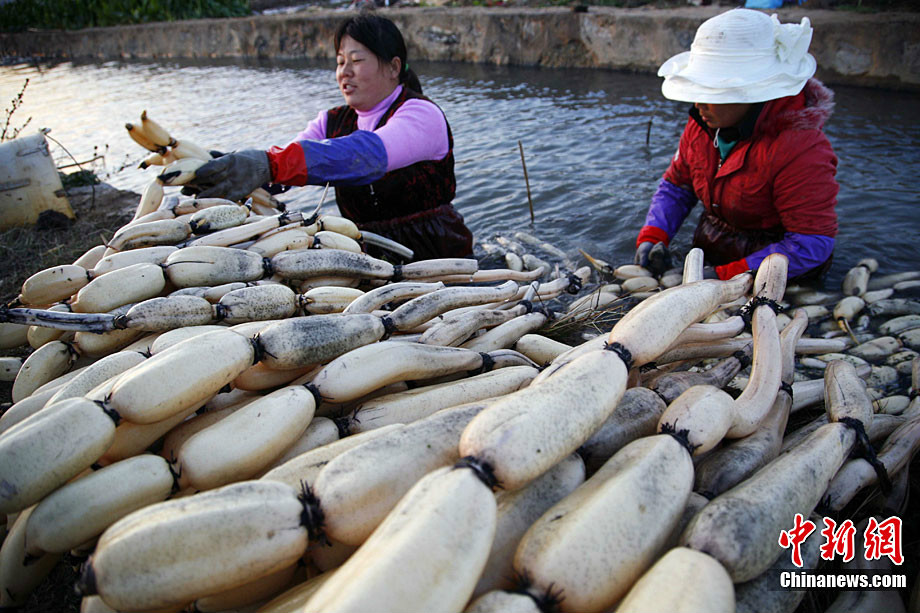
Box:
[0,182,138,305]
[18,556,83,613]
[540,289,639,345]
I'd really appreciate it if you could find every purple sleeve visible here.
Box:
[644,178,697,240]
[745,233,835,278]
[296,109,328,142]
[372,99,450,172]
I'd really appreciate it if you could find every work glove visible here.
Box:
[181,149,271,202]
[646,241,673,277]
[634,241,655,269]
[635,241,673,277]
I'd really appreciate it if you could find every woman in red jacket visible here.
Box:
[635,8,838,281]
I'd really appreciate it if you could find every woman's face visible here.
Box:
[336,35,401,112]
[694,102,752,130]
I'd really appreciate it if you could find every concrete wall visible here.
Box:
[2,6,918,91]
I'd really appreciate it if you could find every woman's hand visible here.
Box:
[634,241,672,276]
[182,149,271,202]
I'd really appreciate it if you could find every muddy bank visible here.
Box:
[0,183,137,305]
[1,6,919,90]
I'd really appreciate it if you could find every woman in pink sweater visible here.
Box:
[185,13,473,261]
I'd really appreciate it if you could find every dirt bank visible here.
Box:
[0,182,138,306]
[2,5,918,90]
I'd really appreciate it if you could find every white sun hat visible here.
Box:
[658,8,816,104]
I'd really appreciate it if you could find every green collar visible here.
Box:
[690,102,765,161]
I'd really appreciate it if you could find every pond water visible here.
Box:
[1,57,918,288]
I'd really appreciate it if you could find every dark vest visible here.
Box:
[325,87,456,224]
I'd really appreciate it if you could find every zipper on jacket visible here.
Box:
[714,129,723,170]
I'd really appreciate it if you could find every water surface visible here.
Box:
[1,57,918,288]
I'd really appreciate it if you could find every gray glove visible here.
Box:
[647,242,673,277]
[635,241,673,276]
[183,149,271,202]
[634,241,654,268]
[702,266,720,279]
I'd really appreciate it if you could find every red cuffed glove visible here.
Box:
[267,142,309,186]
[715,259,750,280]
[636,225,670,248]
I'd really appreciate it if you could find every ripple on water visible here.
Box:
[1,59,918,287]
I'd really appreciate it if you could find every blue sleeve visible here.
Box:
[299,130,389,186]
[745,233,835,278]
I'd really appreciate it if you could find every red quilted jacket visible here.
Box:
[663,79,839,241]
